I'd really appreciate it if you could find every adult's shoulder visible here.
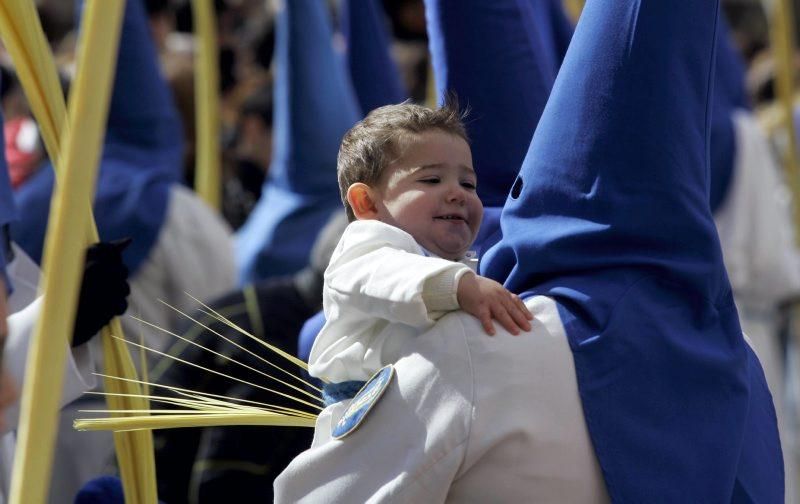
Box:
[408,296,570,392]
[432,296,578,415]
[277,297,608,502]
[434,296,609,502]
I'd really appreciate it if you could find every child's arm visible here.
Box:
[456,273,533,336]
[310,220,468,382]
[325,220,471,329]
[327,220,532,334]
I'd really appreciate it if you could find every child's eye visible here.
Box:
[419,178,440,184]
[461,181,477,190]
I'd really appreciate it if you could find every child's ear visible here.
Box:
[347,183,380,220]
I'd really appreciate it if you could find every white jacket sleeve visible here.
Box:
[714,112,800,307]
[309,220,471,382]
[2,299,97,434]
[1,245,97,433]
[325,221,470,324]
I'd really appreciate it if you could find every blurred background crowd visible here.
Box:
[4,0,791,229]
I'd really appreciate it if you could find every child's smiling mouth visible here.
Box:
[434,214,467,222]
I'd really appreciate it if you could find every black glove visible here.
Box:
[72,238,132,347]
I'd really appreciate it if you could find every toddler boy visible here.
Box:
[309,102,532,384]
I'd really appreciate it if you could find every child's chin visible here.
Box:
[433,244,469,261]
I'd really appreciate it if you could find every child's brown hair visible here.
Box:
[337,98,468,221]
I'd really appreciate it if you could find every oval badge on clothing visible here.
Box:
[332,364,394,439]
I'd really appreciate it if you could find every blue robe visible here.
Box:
[482,0,783,500]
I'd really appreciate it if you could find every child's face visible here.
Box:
[374,130,483,260]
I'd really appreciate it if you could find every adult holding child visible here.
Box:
[275,0,783,501]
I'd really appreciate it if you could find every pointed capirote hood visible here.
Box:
[424,0,572,212]
[102,0,184,164]
[482,0,782,500]
[341,0,407,114]
[235,0,361,284]
[12,0,183,275]
[709,14,750,212]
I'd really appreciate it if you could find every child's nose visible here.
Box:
[445,185,467,204]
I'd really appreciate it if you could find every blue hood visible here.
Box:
[341,0,407,114]
[425,0,572,257]
[424,0,572,211]
[13,0,183,275]
[482,0,782,500]
[235,0,361,284]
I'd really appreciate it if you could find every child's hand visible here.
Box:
[456,273,533,336]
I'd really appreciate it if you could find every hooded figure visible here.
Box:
[275,0,782,502]
[10,0,236,497]
[341,0,408,115]
[13,1,181,274]
[11,0,235,353]
[0,79,133,502]
[235,0,361,284]
[481,0,782,499]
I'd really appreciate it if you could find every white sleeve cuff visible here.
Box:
[422,267,472,314]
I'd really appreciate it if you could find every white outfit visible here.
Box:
[0,245,96,504]
[713,110,800,503]
[276,296,610,503]
[309,220,475,383]
[116,184,237,358]
[51,185,237,503]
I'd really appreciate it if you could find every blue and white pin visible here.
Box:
[332,364,395,439]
